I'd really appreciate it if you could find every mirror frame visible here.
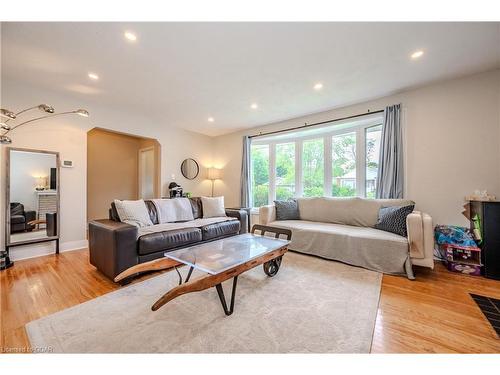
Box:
[180,158,200,180]
[5,147,60,248]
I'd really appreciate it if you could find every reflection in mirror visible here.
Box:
[8,149,59,245]
[180,158,199,180]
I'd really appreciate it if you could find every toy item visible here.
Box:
[168,182,183,198]
[447,262,482,276]
[471,214,482,244]
[434,225,477,248]
[434,225,482,276]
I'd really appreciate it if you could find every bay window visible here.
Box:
[250,114,383,208]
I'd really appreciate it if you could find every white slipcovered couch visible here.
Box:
[259,197,434,279]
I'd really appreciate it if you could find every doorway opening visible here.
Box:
[87,128,161,222]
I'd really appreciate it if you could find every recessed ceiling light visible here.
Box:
[411,50,424,59]
[250,103,258,109]
[88,72,99,80]
[208,117,214,123]
[124,31,137,42]
[314,82,323,90]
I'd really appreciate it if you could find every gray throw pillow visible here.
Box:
[274,199,300,220]
[374,204,415,237]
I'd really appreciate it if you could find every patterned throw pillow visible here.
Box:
[274,199,300,220]
[374,204,415,237]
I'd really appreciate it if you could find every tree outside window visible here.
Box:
[302,138,324,197]
[332,132,356,197]
[365,125,382,198]
[251,144,269,207]
[275,142,295,200]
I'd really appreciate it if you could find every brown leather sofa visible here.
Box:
[88,197,248,284]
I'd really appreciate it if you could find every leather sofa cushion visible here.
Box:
[201,220,240,241]
[11,215,26,224]
[138,227,202,256]
[11,223,26,233]
[11,202,24,216]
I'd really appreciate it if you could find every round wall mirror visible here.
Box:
[180,158,199,180]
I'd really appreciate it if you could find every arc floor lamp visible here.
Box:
[1,104,90,144]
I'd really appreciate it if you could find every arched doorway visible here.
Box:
[86,127,161,222]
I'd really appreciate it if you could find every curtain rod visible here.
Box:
[249,109,384,139]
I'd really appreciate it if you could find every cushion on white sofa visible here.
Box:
[269,219,410,275]
[296,197,414,227]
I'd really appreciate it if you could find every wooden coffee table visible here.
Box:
[115,227,291,316]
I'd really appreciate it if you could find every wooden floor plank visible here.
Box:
[1,249,499,353]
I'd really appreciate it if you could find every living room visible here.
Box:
[1,1,500,372]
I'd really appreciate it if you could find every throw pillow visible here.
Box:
[151,198,194,223]
[274,199,300,220]
[374,204,415,237]
[201,196,226,218]
[113,199,153,227]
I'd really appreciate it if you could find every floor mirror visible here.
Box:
[3,148,60,269]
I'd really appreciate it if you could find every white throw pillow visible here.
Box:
[114,199,153,227]
[201,196,226,218]
[152,198,194,223]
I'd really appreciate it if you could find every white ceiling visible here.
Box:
[2,22,499,136]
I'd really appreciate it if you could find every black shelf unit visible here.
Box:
[469,201,500,280]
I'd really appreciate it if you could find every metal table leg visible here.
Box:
[215,276,238,316]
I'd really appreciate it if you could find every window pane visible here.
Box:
[302,138,324,197]
[332,132,356,197]
[365,125,382,198]
[275,142,295,200]
[251,144,269,207]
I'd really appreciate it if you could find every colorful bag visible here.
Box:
[434,225,478,248]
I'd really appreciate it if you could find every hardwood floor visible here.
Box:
[1,249,499,353]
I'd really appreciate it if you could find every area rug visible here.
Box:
[26,252,382,353]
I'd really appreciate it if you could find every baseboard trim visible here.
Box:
[9,240,88,261]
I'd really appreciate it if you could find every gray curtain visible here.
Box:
[240,136,251,207]
[376,104,404,199]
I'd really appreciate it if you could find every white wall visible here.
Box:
[10,150,57,211]
[1,79,214,260]
[213,69,500,227]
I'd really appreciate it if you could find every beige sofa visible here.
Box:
[259,197,434,279]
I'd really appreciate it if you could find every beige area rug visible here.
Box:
[26,252,382,353]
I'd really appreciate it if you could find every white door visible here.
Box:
[139,147,155,199]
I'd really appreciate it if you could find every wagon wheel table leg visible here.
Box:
[263,256,282,277]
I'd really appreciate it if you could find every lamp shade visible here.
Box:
[207,168,222,180]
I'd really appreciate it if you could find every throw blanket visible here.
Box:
[151,198,194,223]
[137,217,238,238]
